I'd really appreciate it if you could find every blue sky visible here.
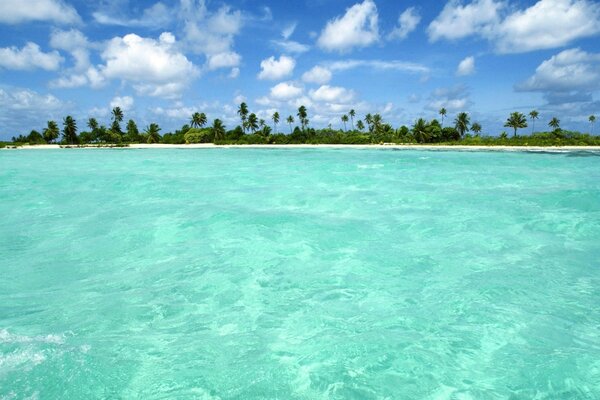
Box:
[0,0,599,139]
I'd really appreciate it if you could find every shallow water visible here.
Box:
[1,148,599,399]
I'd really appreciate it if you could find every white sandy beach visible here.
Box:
[4,143,600,152]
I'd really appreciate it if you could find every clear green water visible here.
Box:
[1,148,599,399]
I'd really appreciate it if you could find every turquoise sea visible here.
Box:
[1,148,599,399]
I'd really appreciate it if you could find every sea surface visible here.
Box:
[1,148,599,399]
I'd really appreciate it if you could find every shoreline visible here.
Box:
[3,143,600,152]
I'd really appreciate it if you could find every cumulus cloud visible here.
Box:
[50,29,90,71]
[428,0,501,42]
[207,52,241,70]
[0,0,80,24]
[180,0,243,69]
[427,85,471,112]
[269,82,303,100]
[0,43,63,71]
[309,85,356,103]
[99,32,199,98]
[495,0,600,53]
[0,87,65,136]
[517,48,600,92]
[258,55,296,80]
[302,66,333,84]
[110,96,135,111]
[388,7,421,40]
[428,0,600,54]
[317,0,379,52]
[456,56,475,76]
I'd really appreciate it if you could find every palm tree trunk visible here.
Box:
[514,127,517,137]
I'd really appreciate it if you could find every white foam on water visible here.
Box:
[0,350,46,373]
[357,164,384,169]
[0,329,64,345]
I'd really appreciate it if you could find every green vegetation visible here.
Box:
[6,104,600,147]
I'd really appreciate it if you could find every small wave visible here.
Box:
[0,329,64,345]
[357,164,384,169]
[0,350,46,372]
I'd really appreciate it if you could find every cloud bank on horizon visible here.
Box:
[0,0,599,138]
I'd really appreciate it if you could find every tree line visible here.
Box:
[7,103,599,147]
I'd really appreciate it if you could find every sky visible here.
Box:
[0,0,599,139]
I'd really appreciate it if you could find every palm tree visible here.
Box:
[297,106,308,130]
[341,114,349,131]
[145,123,161,144]
[190,112,202,128]
[87,118,98,131]
[272,111,280,133]
[372,114,383,134]
[589,115,596,134]
[62,116,78,144]
[365,113,373,131]
[504,112,528,137]
[43,120,60,143]
[412,118,430,143]
[356,120,365,131]
[439,108,447,127]
[454,112,470,137]
[212,119,226,142]
[349,109,356,130]
[247,113,259,133]
[471,122,482,136]
[529,110,539,134]
[237,102,249,133]
[549,117,560,131]
[112,107,124,123]
[286,115,294,133]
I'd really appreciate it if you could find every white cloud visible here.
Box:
[427,86,470,112]
[328,59,429,74]
[428,0,600,54]
[309,85,356,103]
[495,0,600,53]
[302,66,333,84]
[388,7,421,40]
[269,82,303,100]
[0,43,63,71]
[180,0,243,69]
[0,87,66,136]
[282,23,297,40]
[428,0,502,42]
[517,48,600,92]
[110,96,134,111]
[50,29,90,71]
[99,32,199,98]
[229,67,240,78]
[93,2,174,28]
[457,56,475,76]
[258,55,296,80]
[207,51,241,70]
[0,88,63,111]
[317,0,379,52]
[0,0,80,24]
[271,40,311,54]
